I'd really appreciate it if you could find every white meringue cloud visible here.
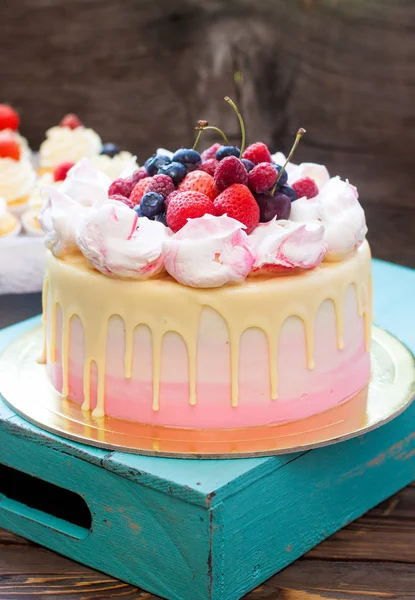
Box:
[249,218,327,273]
[60,158,111,207]
[77,203,167,279]
[289,162,330,189]
[163,214,254,288]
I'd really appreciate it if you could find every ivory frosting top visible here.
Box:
[0,157,37,204]
[39,126,102,170]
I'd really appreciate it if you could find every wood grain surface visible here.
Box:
[1,483,415,599]
[1,0,415,266]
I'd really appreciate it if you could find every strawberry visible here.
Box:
[0,104,19,131]
[198,158,218,177]
[0,132,21,160]
[213,184,259,234]
[201,143,221,161]
[242,142,272,165]
[166,191,216,233]
[248,162,277,193]
[53,161,75,182]
[125,177,151,205]
[178,171,218,200]
[214,156,248,192]
[292,177,319,199]
[60,114,83,129]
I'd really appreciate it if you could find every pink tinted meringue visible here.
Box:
[60,158,111,207]
[249,218,327,274]
[289,162,330,189]
[163,214,254,288]
[76,202,167,279]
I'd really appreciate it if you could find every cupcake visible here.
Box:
[0,104,31,160]
[0,131,36,215]
[89,143,135,179]
[39,114,102,175]
[0,195,21,237]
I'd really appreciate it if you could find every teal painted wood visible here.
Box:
[0,258,414,600]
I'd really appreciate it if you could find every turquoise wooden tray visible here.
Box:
[1,258,415,600]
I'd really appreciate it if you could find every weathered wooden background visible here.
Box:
[1,0,415,266]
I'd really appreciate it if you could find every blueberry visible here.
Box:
[255,192,291,222]
[279,185,297,201]
[155,213,168,226]
[273,164,288,187]
[172,148,201,171]
[134,204,144,217]
[241,158,255,172]
[140,192,165,219]
[216,145,241,161]
[100,143,121,158]
[145,154,171,176]
[158,161,187,185]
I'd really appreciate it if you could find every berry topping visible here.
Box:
[292,177,319,199]
[242,142,272,165]
[110,194,134,208]
[145,154,171,176]
[60,114,83,129]
[0,104,19,131]
[53,161,75,182]
[155,213,168,226]
[131,167,148,185]
[100,143,120,157]
[255,191,291,222]
[214,156,248,192]
[216,145,240,161]
[108,176,136,199]
[158,161,187,185]
[140,192,165,219]
[145,174,175,199]
[241,158,255,172]
[201,143,221,161]
[165,190,180,209]
[198,158,218,176]
[172,148,201,171]
[248,162,277,194]
[0,132,21,160]
[279,185,297,201]
[129,177,152,206]
[179,170,218,200]
[273,164,288,187]
[214,184,259,234]
[133,204,144,217]
[166,191,216,233]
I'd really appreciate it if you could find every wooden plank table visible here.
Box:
[2,481,415,599]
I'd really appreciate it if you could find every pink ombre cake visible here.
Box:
[39,115,371,431]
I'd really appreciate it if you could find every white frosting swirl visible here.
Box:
[290,176,367,261]
[0,158,36,203]
[89,152,136,180]
[77,204,166,279]
[59,158,111,207]
[249,219,327,273]
[39,125,102,170]
[163,214,254,288]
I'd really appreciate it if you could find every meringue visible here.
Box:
[163,214,254,288]
[89,152,136,180]
[77,203,166,279]
[59,158,111,207]
[249,218,327,273]
[289,162,330,189]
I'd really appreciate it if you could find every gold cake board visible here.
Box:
[0,325,414,458]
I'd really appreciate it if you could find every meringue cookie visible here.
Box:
[60,158,111,207]
[250,218,327,274]
[289,162,330,189]
[77,203,167,279]
[163,214,254,288]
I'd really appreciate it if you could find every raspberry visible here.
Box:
[53,161,75,182]
[131,167,148,185]
[165,190,180,209]
[129,177,152,206]
[145,174,175,199]
[201,143,220,161]
[108,176,137,199]
[0,104,19,131]
[178,171,217,200]
[292,177,319,199]
[60,114,83,129]
[110,194,134,208]
[0,132,21,160]
[166,191,216,233]
[214,156,248,192]
[248,162,277,194]
[198,158,218,177]
[214,184,260,234]
[242,142,272,165]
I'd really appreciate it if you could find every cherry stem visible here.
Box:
[271,128,306,194]
[224,96,246,157]
[193,125,229,149]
